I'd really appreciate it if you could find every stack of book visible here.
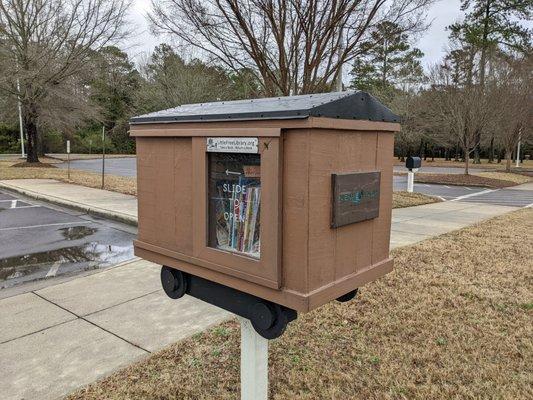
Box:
[214,178,261,258]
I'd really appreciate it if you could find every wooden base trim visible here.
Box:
[307,258,393,310]
[134,241,393,312]
[134,240,279,289]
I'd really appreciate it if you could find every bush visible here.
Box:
[0,124,20,153]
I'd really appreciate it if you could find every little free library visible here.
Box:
[130,91,400,338]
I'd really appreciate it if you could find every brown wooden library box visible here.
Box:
[131,91,400,313]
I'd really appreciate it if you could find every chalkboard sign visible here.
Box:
[331,172,380,228]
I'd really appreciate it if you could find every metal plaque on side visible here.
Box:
[206,137,259,153]
[331,171,381,228]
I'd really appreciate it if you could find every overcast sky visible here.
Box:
[126,0,464,70]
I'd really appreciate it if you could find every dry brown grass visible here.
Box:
[66,209,533,400]
[393,191,441,208]
[476,171,532,185]
[46,153,136,161]
[0,161,137,195]
[413,173,518,188]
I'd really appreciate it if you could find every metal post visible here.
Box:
[101,125,106,189]
[515,133,521,168]
[240,318,268,400]
[16,78,25,158]
[407,170,414,193]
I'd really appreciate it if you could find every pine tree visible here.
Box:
[349,21,424,105]
[448,0,532,162]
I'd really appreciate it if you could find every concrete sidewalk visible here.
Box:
[0,179,137,225]
[0,179,523,400]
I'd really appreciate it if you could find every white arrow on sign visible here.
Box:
[226,169,241,175]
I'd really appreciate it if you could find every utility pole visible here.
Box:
[16,77,25,158]
[101,125,106,189]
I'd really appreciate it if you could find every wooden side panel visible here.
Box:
[282,130,310,294]
[306,130,378,292]
[307,131,336,291]
[172,138,193,255]
[351,132,378,274]
[332,132,360,281]
[372,132,394,264]
[136,137,156,243]
[136,137,193,255]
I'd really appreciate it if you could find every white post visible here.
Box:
[16,78,25,158]
[407,170,414,193]
[66,140,71,180]
[240,318,268,400]
[515,136,521,168]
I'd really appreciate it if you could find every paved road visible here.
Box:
[0,190,136,289]
[57,157,137,177]
[393,175,488,200]
[454,186,533,207]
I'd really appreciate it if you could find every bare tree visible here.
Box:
[490,55,532,172]
[422,65,493,175]
[149,0,435,96]
[0,0,130,163]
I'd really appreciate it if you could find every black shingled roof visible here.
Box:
[130,90,400,124]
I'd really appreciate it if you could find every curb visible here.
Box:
[0,181,138,227]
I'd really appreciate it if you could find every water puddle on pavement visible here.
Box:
[0,225,135,288]
[59,226,98,240]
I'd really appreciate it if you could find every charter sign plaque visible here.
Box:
[206,137,259,153]
[331,171,381,228]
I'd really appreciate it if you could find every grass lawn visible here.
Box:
[475,171,532,185]
[393,191,441,208]
[411,172,530,188]
[0,160,137,195]
[66,208,533,400]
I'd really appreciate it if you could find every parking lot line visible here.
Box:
[2,205,41,210]
[450,188,498,202]
[0,221,92,232]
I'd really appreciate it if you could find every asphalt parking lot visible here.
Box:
[0,190,136,289]
[57,157,136,177]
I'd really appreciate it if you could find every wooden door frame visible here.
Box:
[191,135,282,289]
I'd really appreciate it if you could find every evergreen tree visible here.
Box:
[449,0,532,87]
[349,21,424,104]
[89,46,141,153]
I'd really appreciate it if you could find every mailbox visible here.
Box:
[130,91,400,338]
[406,156,421,170]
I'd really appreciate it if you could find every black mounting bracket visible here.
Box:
[161,266,298,339]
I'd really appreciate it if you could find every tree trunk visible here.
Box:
[505,150,512,172]
[23,102,40,163]
[488,135,494,163]
[473,139,481,164]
